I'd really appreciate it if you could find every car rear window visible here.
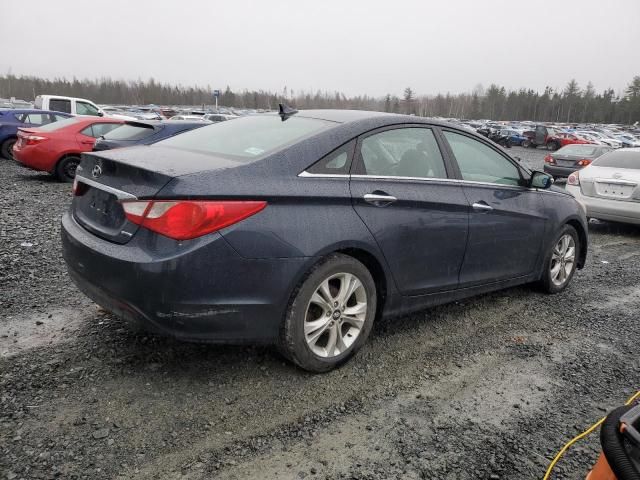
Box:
[592,150,640,169]
[35,116,82,132]
[104,123,157,141]
[157,115,334,160]
[557,145,597,155]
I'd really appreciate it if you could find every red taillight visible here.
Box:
[22,135,47,146]
[567,172,580,186]
[72,178,88,196]
[577,159,592,166]
[121,200,267,240]
[544,155,555,164]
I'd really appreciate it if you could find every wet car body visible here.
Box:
[61,110,588,346]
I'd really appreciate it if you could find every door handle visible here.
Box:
[363,193,397,205]
[472,202,493,212]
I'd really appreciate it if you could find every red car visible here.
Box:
[12,117,124,182]
[546,132,595,151]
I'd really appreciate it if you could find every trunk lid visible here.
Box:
[72,146,243,244]
[579,166,640,202]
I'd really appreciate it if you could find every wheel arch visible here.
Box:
[565,218,588,269]
[54,152,82,174]
[285,242,395,322]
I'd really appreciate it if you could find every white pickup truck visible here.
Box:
[35,95,105,116]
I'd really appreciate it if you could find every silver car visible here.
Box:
[566,148,640,225]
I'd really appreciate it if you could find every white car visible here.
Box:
[576,131,622,148]
[566,148,640,225]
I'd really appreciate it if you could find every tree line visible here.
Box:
[1,73,639,124]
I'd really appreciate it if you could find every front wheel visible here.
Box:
[55,155,81,182]
[280,254,377,372]
[538,225,580,293]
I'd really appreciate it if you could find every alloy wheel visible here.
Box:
[304,272,367,358]
[550,234,576,286]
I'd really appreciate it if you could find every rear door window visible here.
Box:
[357,127,447,179]
[49,99,72,113]
[81,123,122,138]
[22,113,53,125]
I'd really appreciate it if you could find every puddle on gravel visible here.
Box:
[0,307,88,357]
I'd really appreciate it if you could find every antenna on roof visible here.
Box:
[278,103,298,121]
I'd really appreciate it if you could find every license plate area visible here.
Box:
[555,159,576,167]
[595,182,635,199]
[72,186,131,242]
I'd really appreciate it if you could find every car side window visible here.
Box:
[443,131,521,186]
[307,140,355,175]
[54,114,69,121]
[359,127,447,179]
[77,101,100,116]
[49,99,72,114]
[81,123,121,138]
[24,113,52,125]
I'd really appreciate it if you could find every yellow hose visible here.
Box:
[543,390,640,480]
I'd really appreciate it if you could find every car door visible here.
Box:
[441,130,546,287]
[349,125,469,295]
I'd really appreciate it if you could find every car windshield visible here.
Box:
[158,114,334,160]
[35,116,81,131]
[104,123,157,141]
[558,145,597,155]
[593,150,640,169]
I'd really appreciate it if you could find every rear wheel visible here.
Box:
[1,138,16,160]
[539,225,579,293]
[280,254,376,372]
[547,141,560,151]
[55,155,81,182]
[522,139,531,148]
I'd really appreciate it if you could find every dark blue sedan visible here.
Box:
[0,109,72,159]
[92,120,209,152]
[61,109,588,372]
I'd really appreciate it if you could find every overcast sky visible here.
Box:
[1,0,638,98]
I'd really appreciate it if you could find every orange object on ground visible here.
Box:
[586,453,617,480]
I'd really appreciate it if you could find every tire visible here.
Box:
[522,139,531,148]
[547,141,560,151]
[538,224,580,294]
[55,155,81,182]
[1,138,16,160]
[279,253,377,373]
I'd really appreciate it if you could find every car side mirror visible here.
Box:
[530,171,554,189]
[514,156,522,162]
[98,111,104,117]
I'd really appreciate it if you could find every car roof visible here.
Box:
[293,109,395,123]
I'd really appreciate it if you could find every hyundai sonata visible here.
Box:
[61,108,588,372]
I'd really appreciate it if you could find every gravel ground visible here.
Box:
[1,147,639,480]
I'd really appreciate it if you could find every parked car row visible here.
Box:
[450,118,640,152]
[3,103,638,371]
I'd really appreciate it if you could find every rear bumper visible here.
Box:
[566,185,640,225]
[12,144,57,172]
[61,212,310,343]
[543,164,581,178]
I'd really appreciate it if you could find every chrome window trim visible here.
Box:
[75,175,137,200]
[298,171,349,178]
[298,171,568,195]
